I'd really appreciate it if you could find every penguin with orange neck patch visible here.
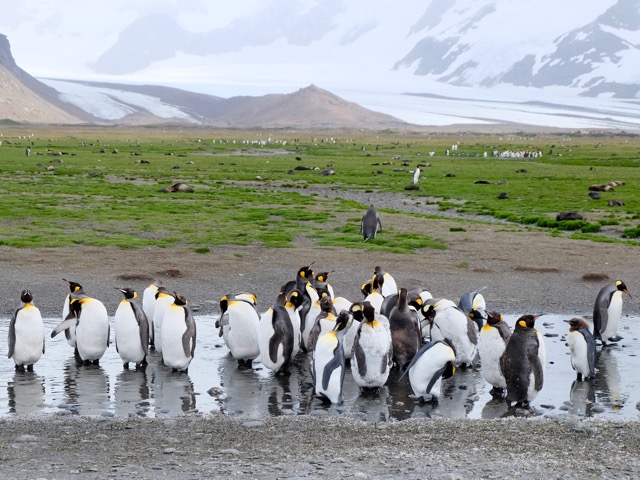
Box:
[8,290,45,372]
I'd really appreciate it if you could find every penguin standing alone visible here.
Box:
[361,204,382,241]
[500,314,545,408]
[312,311,352,404]
[399,339,456,403]
[476,311,511,396]
[114,288,149,370]
[8,290,45,372]
[593,280,631,346]
[161,293,196,372]
[564,317,596,381]
[350,301,393,392]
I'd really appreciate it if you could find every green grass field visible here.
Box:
[0,126,638,252]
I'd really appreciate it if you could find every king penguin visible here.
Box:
[152,287,175,355]
[476,311,511,396]
[161,293,196,372]
[52,292,110,365]
[307,295,338,354]
[593,280,631,346]
[8,290,45,372]
[564,317,596,381]
[114,288,149,370]
[218,292,260,367]
[258,293,295,375]
[421,298,478,367]
[388,288,422,371]
[350,301,393,392]
[500,314,545,408]
[312,310,353,404]
[142,280,162,348]
[283,288,304,356]
[61,279,84,354]
[373,266,398,298]
[399,339,456,403]
[361,204,382,241]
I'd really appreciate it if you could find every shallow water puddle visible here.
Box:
[0,314,638,420]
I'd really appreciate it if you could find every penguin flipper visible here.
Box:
[218,311,229,338]
[353,335,367,379]
[182,310,197,358]
[51,318,76,338]
[426,365,447,394]
[321,349,345,391]
[7,308,18,358]
[580,327,597,376]
[131,303,150,356]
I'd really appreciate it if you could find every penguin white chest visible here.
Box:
[478,326,507,389]
[12,305,44,366]
[114,301,145,364]
[602,291,623,340]
[75,300,109,362]
[568,331,590,377]
[153,295,174,354]
[225,302,260,361]
[161,306,193,371]
[313,334,344,404]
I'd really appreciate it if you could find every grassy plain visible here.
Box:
[0,125,638,253]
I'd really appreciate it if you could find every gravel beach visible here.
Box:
[1,189,640,479]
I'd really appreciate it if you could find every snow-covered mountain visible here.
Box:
[87,0,640,100]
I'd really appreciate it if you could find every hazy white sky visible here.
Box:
[0,1,262,78]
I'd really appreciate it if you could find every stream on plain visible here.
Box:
[0,314,638,421]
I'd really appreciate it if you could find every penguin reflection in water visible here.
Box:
[312,311,352,404]
[593,280,631,347]
[8,290,45,372]
[500,315,545,408]
[564,317,596,381]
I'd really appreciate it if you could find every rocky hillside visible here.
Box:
[0,33,406,128]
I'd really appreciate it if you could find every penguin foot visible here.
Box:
[361,386,381,395]
[123,363,130,370]
[489,387,505,397]
[15,364,25,372]
[26,364,34,372]
[237,359,253,369]
[609,335,623,342]
[92,359,100,366]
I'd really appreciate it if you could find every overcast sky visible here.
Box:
[0,1,261,79]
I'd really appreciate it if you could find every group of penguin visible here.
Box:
[208,264,631,408]
[7,267,630,410]
[8,279,196,373]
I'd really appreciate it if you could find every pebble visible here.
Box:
[591,405,605,413]
[242,421,265,428]
[17,435,37,442]
[218,448,241,456]
[163,448,176,454]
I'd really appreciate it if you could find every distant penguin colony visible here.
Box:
[6,270,631,413]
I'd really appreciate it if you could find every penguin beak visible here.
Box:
[562,319,571,324]
[625,289,632,299]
